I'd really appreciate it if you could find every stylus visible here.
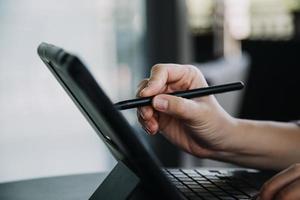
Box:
[114,81,244,110]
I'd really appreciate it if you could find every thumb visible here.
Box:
[152,94,200,120]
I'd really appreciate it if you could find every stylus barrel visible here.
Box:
[114,81,244,110]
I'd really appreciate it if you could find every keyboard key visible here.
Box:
[167,168,258,199]
[233,194,250,198]
[184,191,197,196]
[189,185,204,190]
[189,173,203,178]
[200,194,219,200]
[179,188,192,193]
[178,177,193,181]
[220,197,236,200]
[188,196,203,200]
[192,187,209,192]
[193,177,207,181]
[182,169,198,174]
[176,173,189,177]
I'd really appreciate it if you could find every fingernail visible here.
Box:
[153,97,168,111]
[140,88,147,96]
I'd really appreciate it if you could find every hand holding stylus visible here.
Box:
[136,64,300,200]
[135,64,238,158]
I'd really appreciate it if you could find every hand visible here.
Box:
[258,164,300,200]
[136,64,236,158]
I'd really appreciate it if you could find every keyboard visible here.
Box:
[164,169,259,200]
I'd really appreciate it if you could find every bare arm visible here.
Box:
[211,119,300,170]
[137,63,300,171]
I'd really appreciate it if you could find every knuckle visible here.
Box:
[186,64,198,71]
[185,65,207,87]
[152,64,164,72]
[186,65,201,75]
[178,66,196,89]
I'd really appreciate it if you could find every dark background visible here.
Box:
[145,0,300,167]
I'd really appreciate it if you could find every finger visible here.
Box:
[137,115,150,134]
[137,114,151,135]
[153,111,159,123]
[139,106,154,120]
[145,117,159,135]
[140,64,200,97]
[274,179,300,200]
[259,164,300,200]
[152,94,203,121]
[137,111,159,135]
[136,79,155,120]
[136,79,149,97]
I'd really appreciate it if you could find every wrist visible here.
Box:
[223,118,270,155]
[218,116,246,153]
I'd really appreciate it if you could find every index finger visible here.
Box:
[140,64,193,97]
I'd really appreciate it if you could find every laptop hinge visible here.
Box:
[89,161,140,200]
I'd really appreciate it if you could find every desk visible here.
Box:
[0,172,108,200]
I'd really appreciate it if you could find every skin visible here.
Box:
[136,64,300,200]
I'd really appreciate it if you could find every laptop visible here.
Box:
[37,43,273,200]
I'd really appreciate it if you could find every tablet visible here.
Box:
[37,43,182,200]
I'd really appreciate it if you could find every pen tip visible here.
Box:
[239,81,245,88]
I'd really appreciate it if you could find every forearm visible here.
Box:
[212,119,300,170]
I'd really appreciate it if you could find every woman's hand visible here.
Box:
[136,64,236,158]
[258,164,300,200]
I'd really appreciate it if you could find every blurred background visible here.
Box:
[0,0,299,183]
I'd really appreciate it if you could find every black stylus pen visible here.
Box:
[114,81,244,110]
